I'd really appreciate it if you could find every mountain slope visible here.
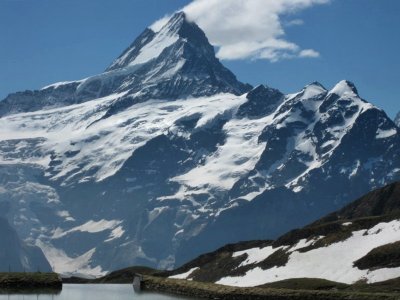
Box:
[166,181,400,286]
[0,217,51,272]
[0,13,399,276]
[175,80,400,265]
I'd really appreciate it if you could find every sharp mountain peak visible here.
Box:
[329,80,359,97]
[106,11,214,72]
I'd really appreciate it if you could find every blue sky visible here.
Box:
[0,0,399,117]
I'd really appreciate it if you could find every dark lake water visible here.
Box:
[0,284,194,300]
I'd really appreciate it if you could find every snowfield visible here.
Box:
[171,111,272,192]
[0,80,380,198]
[0,93,245,185]
[215,220,400,287]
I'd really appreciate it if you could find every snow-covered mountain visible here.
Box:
[0,12,249,118]
[175,80,400,265]
[0,12,399,276]
[167,181,400,286]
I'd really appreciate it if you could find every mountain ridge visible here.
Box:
[175,79,400,265]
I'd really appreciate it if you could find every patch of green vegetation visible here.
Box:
[63,266,160,284]
[354,277,400,294]
[308,228,353,250]
[62,276,92,284]
[354,241,400,270]
[0,273,62,291]
[257,278,349,291]
[158,240,273,283]
[140,275,400,300]
[273,221,357,254]
[163,240,272,276]
[258,248,289,270]
[188,251,249,283]
[96,266,159,283]
[275,214,400,254]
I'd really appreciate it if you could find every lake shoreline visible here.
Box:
[138,275,400,300]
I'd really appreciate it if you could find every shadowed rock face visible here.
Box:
[237,85,284,118]
[0,12,399,277]
[0,217,51,272]
[395,112,400,127]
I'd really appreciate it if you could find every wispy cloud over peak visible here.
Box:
[151,0,329,62]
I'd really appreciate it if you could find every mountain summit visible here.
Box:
[107,12,213,71]
[103,12,250,99]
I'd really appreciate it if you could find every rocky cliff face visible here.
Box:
[0,13,399,276]
[394,112,400,127]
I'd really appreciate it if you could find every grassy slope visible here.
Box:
[258,277,400,294]
[0,272,62,292]
[163,182,400,283]
[63,266,160,284]
[354,241,400,270]
[257,278,349,291]
[140,275,400,300]
[64,271,400,294]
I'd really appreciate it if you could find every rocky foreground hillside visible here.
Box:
[166,181,400,286]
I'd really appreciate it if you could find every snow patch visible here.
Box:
[329,80,357,98]
[376,128,397,139]
[56,210,75,222]
[37,241,105,277]
[105,226,125,242]
[301,83,326,99]
[52,219,122,239]
[41,80,83,90]
[233,246,284,267]
[172,111,272,192]
[169,267,199,279]
[289,237,322,252]
[126,14,183,67]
